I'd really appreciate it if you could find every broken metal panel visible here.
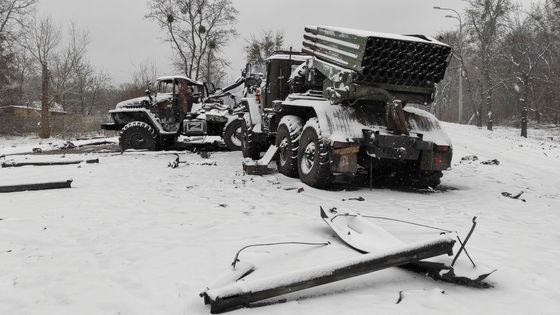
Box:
[203,235,454,313]
[321,207,496,288]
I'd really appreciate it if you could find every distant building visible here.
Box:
[0,101,68,118]
[0,102,69,134]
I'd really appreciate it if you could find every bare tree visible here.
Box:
[146,0,238,80]
[0,0,36,102]
[0,0,36,40]
[23,16,61,138]
[51,22,89,111]
[466,0,514,130]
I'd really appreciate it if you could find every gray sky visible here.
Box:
[38,0,538,86]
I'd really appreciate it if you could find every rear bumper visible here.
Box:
[330,131,452,174]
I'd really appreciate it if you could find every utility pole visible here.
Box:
[434,6,463,124]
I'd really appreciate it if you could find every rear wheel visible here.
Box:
[297,118,333,188]
[223,119,243,151]
[275,115,303,177]
[119,121,159,151]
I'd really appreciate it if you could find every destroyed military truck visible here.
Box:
[101,75,247,151]
[241,26,454,188]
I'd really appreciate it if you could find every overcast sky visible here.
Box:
[38,0,539,86]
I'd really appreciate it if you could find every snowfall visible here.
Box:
[1,123,559,315]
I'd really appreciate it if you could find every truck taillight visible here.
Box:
[435,145,450,152]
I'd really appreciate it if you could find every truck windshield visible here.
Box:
[158,80,177,94]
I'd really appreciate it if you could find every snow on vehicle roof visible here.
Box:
[310,25,449,47]
[267,54,311,62]
[156,75,203,85]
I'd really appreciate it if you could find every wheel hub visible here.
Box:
[278,138,289,165]
[230,127,242,147]
[131,134,146,149]
[301,142,316,175]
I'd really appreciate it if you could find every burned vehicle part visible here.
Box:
[241,26,453,188]
[101,76,246,151]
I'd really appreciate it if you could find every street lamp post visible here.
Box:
[434,6,463,124]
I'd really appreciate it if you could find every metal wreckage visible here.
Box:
[198,26,496,313]
[101,75,258,152]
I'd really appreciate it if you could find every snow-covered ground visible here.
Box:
[1,123,559,315]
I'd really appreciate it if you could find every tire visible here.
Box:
[223,119,243,151]
[275,115,303,177]
[297,118,333,188]
[119,121,159,151]
[240,115,262,160]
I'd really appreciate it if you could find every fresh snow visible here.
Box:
[1,123,560,315]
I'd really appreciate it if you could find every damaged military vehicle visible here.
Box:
[101,75,246,151]
[241,26,454,188]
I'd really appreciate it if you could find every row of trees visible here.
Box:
[434,0,560,136]
[1,0,244,138]
[0,0,114,137]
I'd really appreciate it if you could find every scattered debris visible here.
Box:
[60,141,77,150]
[481,159,500,165]
[1,159,99,168]
[321,207,496,288]
[194,161,218,166]
[168,154,187,169]
[199,151,212,159]
[202,236,454,313]
[501,191,526,202]
[283,187,298,191]
[461,155,479,162]
[297,187,305,193]
[75,136,106,141]
[342,196,365,201]
[32,148,42,153]
[0,180,73,193]
[219,204,228,208]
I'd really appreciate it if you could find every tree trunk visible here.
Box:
[521,104,528,138]
[39,63,50,139]
[486,91,493,131]
[520,87,528,138]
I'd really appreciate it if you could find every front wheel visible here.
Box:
[223,119,243,151]
[119,121,159,151]
[276,115,303,178]
[297,118,333,188]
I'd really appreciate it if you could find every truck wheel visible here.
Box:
[223,119,243,151]
[276,115,303,177]
[119,121,159,151]
[241,116,262,160]
[297,118,333,188]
